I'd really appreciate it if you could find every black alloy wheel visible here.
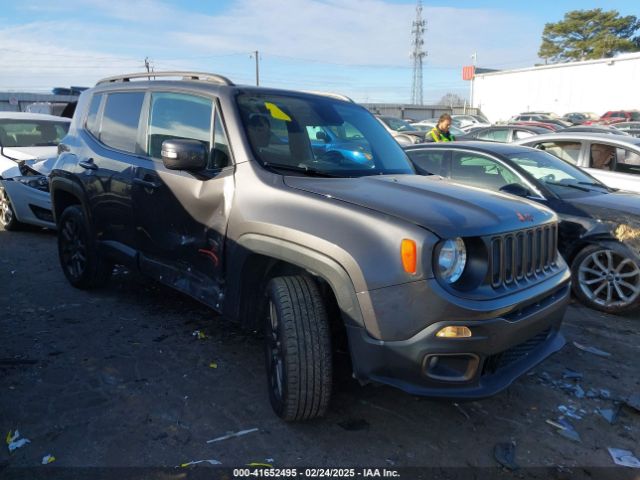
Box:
[57,205,111,289]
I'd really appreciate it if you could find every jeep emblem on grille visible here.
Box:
[517,212,534,222]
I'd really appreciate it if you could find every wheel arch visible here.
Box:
[225,233,364,331]
[51,177,89,226]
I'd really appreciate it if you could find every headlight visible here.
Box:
[14,175,49,192]
[438,238,467,284]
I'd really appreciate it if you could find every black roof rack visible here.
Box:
[95,71,234,86]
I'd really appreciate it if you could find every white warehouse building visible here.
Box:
[472,52,640,123]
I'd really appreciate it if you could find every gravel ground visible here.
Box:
[0,226,638,478]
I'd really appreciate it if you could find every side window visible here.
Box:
[450,151,522,191]
[477,129,509,142]
[85,93,103,137]
[537,141,581,164]
[211,109,231,169]
[100,92,145,153]
[614,147,640,174]
[407,150,446,175]
[306,126,326,142]
[147,92,212,162]
[329,121,365,141]
[513,129,535,140]
[590,143,616,170]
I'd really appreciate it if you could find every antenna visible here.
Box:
[410,0,427,105]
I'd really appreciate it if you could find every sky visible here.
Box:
[0,0,638,104]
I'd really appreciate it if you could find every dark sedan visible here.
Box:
[405,141,640,314]
[464,125,548,143]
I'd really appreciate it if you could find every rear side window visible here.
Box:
[147,92,213,162]
[100,92,145,153]
[513,129,535,140]
[537,141,581,164]
[406,150,446,175]
[86,94,102,136]
[476,128,509,142]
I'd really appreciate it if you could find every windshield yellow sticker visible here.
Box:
[264,102,291,122]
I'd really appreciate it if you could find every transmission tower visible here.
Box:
[410,1,427,105]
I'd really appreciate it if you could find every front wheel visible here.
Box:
[264,276,332,421]
[0,186,21,231]
[57,205,111,289]
[572,244,640,314]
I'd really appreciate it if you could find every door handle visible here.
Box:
[79,158,97,170]
[133,177,161,189]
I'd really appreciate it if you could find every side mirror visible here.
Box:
[161,139,207,171]
[499,183,532,197]
[315,131,329,143]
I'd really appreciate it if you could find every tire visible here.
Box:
[0,185,21,231]
[571,244,640,314]
[57,205,111,289]
[264,275,332,421]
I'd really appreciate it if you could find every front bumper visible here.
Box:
[1,179,55,229]
[346,282,569,399]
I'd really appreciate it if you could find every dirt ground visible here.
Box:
[0,225,639,478]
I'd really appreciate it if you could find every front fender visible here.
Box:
[231,233,364,328]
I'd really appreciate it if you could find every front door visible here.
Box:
[133,91,234,309]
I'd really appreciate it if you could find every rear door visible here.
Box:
[133,90,234,308]
[81,90,145,248]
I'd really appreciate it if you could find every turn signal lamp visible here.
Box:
[436,326,472,338]
[401,239,417,274]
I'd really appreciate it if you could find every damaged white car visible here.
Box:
[0,112,70,230]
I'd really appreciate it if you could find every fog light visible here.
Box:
[436,326,472,338]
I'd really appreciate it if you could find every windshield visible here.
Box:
[0,120,69,147]
[506,149,610,197]
[237,93,414,177]
[380,116,419,132]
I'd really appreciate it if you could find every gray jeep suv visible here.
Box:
[51,72,570,421]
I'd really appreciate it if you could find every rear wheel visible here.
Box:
[57,205,111,289]
[572,244,640,314]
[0,186,21,231]
[264,275,332,421]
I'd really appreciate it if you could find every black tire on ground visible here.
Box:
[0,186,22,231]
[264,275,332,421]
[571,243,640,315]
[57,205,111,289]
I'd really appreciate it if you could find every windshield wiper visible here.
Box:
[265,163,340,178]
[577,181,615,191]
[544,181,591,192]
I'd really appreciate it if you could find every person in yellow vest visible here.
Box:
[429,113,455,142]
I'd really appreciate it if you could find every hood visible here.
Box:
[2,146,58,176]
[569,192,640,253]
[2,146,58,161]
[284,175,555,238]
[569,191,640,219]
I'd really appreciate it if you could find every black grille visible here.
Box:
[482,328,551,376]
[489,223,557,289]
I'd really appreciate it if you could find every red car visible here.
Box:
[585,110,640,125]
